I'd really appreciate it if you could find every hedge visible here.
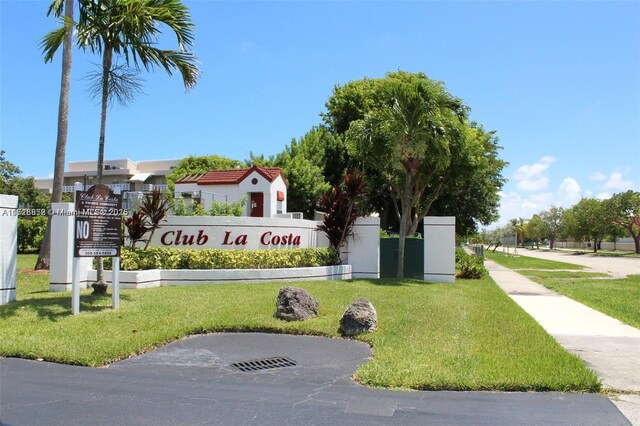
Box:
[104,247,340,271]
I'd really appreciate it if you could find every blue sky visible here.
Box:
[1,0,638,226]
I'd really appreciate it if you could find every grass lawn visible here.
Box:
[485,251,640,330]
[484,250,585,270]
[1,255,599,392]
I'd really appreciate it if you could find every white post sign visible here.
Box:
[72,184,123,315]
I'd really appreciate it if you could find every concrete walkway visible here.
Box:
[486,259,640,424]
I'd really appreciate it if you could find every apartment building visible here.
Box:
[36,158,180,194]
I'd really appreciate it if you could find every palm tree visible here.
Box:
[73,0,199,184]
[41,0,200,292]
[352,77,466,278]
[37,0,75,270]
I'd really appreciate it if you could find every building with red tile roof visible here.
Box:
[174,165,287,217]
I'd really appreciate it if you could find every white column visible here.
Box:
[424,216,456,283]
[0,194,18,305]
[50,203,74,292]
[344,217,380,279]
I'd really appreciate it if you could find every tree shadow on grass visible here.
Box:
[0,294,132,321]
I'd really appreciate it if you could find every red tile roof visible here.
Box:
[177,166,287,186]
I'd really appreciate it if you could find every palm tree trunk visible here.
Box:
[36,0,74,271]
[93,46,112,293]
[396,173,413,278]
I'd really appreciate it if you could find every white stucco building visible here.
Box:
[174,165,287,218]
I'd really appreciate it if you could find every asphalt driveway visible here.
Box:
[0,333,629,425]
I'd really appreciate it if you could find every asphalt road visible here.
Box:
[0,333,630,425]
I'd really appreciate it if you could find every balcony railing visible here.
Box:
[62,183,131,193]
[142,184,168,192]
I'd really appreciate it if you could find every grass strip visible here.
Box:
[484,250,585,270]
[525,273,640,329]
[518,270,608,280]
[1,255,599,392]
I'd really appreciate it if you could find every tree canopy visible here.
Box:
[322,71,506,237]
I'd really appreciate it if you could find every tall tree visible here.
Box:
[607,191,640,254]
[71,0,200,185]
[323,72,505,241]
[538,206,565,249]
[346,72,467,277]
[565,198,614,252]
[42,0,200,291]
[37,0,75,270]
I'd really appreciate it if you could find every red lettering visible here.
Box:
[160,231,174,245]
[223,231,233,245]
[236,234,248,245]
[196,230,208,245]
[180,233,195,245]
[260,231,272,245]
[292,235,301,245]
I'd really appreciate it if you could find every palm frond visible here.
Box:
[40,16,73,63]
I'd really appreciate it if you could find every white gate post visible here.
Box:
[423,216,456,283]
[0,194,18,305]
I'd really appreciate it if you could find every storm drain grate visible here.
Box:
[230,356,297,372]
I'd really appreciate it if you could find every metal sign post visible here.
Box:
[72,184,123,315]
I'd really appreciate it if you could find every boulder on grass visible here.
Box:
[275,287,318,321]
[339,298,377,336]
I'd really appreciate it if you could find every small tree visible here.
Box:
[140,190,169,249]
[539,206,565,250]
[317,170,367,256]
[123,211,149,247]
[607,191,640,254]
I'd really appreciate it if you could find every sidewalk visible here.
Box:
[486,259,640,424]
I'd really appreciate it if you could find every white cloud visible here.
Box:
[496,191,554,225]
[603,172,634,191]
[513,156,556,192]
[590,172,607,181]
[596,192,612,200]
[557,177,581,206]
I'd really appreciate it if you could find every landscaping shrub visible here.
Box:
[17,216,47,253]
[455,248,488,279]
[105,247,340,271]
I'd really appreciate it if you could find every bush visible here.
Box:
[17,216,47,253]
[455,248,488,279]
[104,246,340,271]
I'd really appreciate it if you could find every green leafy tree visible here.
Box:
[565,198,615,252]
[0,150,22,186]
[322,72,505,244]
[606,190,640,254]
[167,155,242,192]
[526,214,545,249]
[424,124,506,236]
[246,129,332,218]
[538,206,565,250]
[345,72,468,277]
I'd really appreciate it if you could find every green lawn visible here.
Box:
[484,250,585,270]
[1,254,599,392]
[485,251,640,330]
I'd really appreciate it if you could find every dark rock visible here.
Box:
[275,287,318,321]
[339,298,377,336]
